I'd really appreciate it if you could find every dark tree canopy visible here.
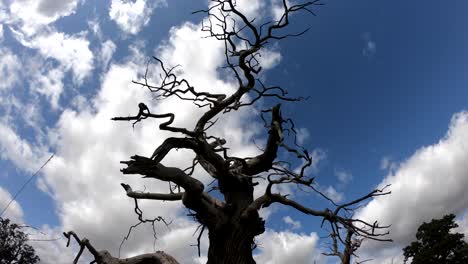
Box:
[64,1,392,263]
[0,218,40,264]
[403,214,468,264]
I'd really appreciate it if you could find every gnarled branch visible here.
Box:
[63,231,179,264]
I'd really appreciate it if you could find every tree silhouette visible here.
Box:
[403,214,468,264]
[0,218,40,264]
[65,1,392,263]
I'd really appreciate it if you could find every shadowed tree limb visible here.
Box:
[120,155,224,227]
[121,183,183,201]
[63,231,179,264]
[243,184,392,243]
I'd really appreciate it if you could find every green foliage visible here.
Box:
[0,218,40,264]
[403,214,468,264]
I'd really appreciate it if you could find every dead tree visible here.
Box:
[65,1,391,263]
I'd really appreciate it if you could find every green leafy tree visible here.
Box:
[403,214,468,264]
[0,217,40,264]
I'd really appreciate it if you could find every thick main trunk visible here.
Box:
[206,223,257,264]
[203,173,264,263]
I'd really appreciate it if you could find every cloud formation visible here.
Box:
[0,187,24,222]
[109,0,166,35]
[254,229,324,264]
[357,111,468,259]
[283,216,302,230]
[0,48,21,91]
[7,0,82,35]
[13,30,94,83]
[0,122,48,172]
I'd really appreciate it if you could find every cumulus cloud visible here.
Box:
[109,0,166,35]
[31,67,64,109]
[257,47,282,71]
[38,56,192,258]
[88,17,102,39]
[380,156,398,173]
[99,40,117,69]
[0,48,22,91]
[8,0,82,36]
[0,187,24,222]
[0,122,48,172]
[321,185,344,203]
[271,0,290,22]
[233,0,265,21]
[12,30,94,83]
[254,229,325,264]
[283,216,301,230]
[153,220,208,263]
[356,111,468,258]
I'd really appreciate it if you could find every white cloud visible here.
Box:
[158,22,225,83]
[232,0,265,21]
[358,248,405,264]
[321,185,344,203]
[8,0,82,36]
[29,226,79,264]
[254,229,325,264]
[0,24,4,41]
[87,17,102,39]
[380,156,398,172]
[31,67,64,109]
[283,216,301,230]
[109,0,166,35]
[100,39,117,69]
[0,186,24,222]
[356,111,468,257]
[257,47,282,71]
[0,122,48,172]
[0,47,21,91]
[271,0,290,22]
[304,148,326,173]
[0,95,44,140]
[154,220,208,263]
[17,31,93,83]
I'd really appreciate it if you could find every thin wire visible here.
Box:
[0,154,55,217]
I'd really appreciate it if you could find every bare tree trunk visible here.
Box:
[207,224,256,264]
[205,178,264,264]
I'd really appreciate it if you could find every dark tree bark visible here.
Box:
[65,1,392,263]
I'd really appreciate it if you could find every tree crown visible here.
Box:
[403,214,468,264]
[0,217,40,264]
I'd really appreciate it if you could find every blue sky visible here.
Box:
[1,0,468,263]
